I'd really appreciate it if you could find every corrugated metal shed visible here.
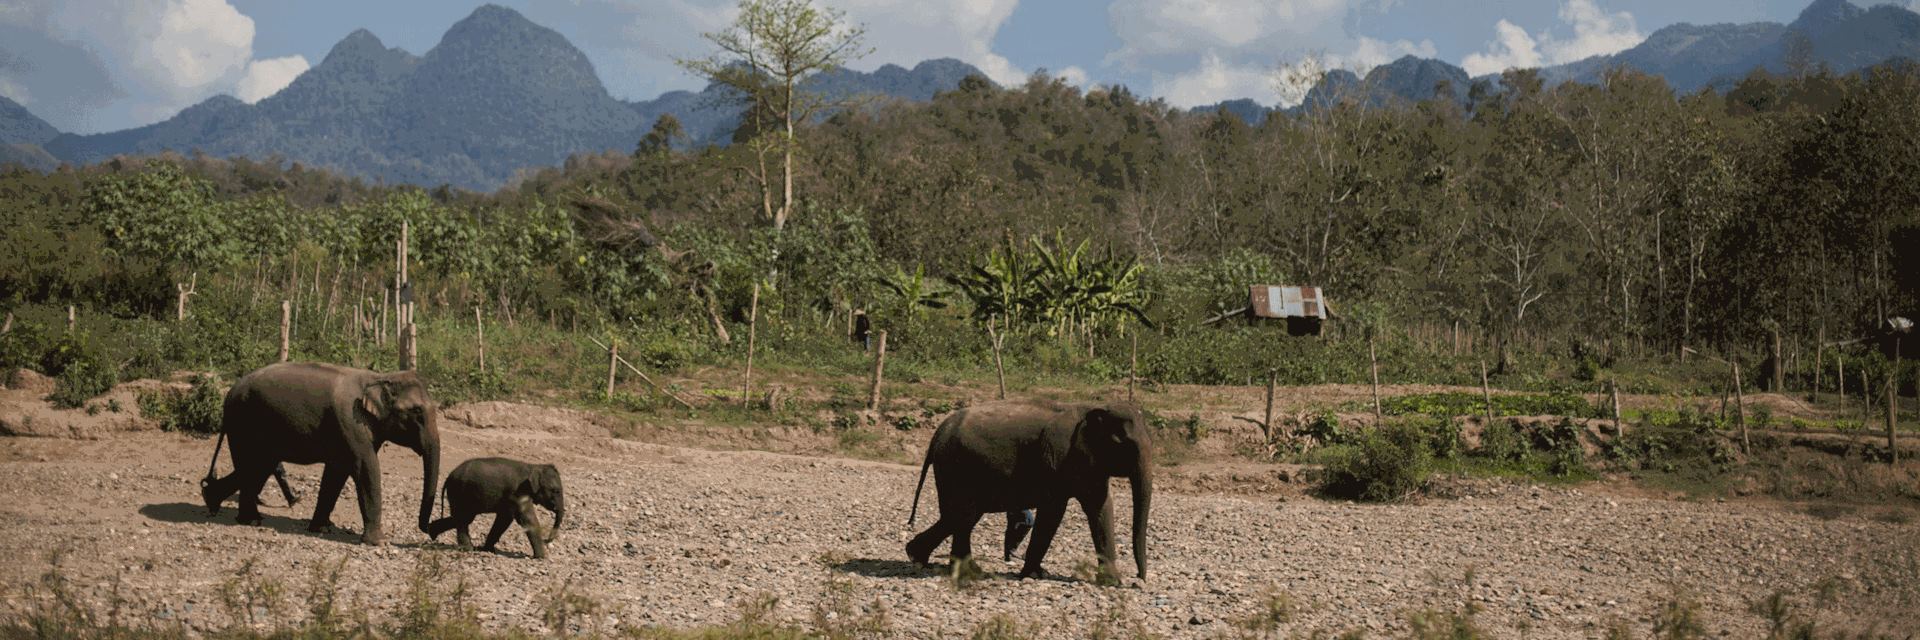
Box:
[1249,285,1329,319]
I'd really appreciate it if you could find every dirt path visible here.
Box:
[2,421,1917,639]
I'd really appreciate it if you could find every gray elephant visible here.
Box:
[907,400,1154,580]
[201,362,441,545]
[427,457,565,559]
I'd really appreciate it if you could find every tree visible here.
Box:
[678,0,870,233]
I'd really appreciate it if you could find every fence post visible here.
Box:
[868,331,888,411]
[988,317,1007,400]
[1128,331,1139,402]
[1369,336,1382,424]
[606,337,618,400]
[1732,360,1749,454]
[1837,356,1846,405]
[1609,379,1624,438]
[279,300,291,362]
[475,307,486,375]
[1480,360,1494,424]
[1263,369,1277,444]
[740,283,759,406]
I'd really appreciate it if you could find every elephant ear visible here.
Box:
[517,478,538,498]
[1083,407,1128,444]
[359,380,392,421]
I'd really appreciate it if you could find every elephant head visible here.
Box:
[524,463,565,542]
[1078,406,1154,580]
[360,371,442,534]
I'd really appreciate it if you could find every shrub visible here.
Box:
[139,375,225,435]
[49,359,117,409]
[1323,420,1433,502]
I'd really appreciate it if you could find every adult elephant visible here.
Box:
[906,400,1153,580]
[201,362,441,545]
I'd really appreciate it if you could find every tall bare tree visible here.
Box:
[678,0,871,233]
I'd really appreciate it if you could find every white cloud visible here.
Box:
[1056,65,1092,88]
[1159,53,1275,107]
[1461,0,1643,76]
[235,55,309,103]
[1461,20,1541,76]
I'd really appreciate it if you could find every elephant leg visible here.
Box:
[456,518,474,548]
[309,463,348,533]
[350,458,384,545]
[234,462,275,526]
[1078,484,1117,576]
[201,470,243,516]
[511,497,548,559]
[948,510,984,563]
[1018,501,1070,578]
[1002,510,1034,561]
[425,509,465,542]
[272,463,300,507]
[480,508,514,551]
[907,517,958,565]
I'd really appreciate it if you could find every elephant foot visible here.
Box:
[361,526,385,546]
[1017,566,1050,580]
[308,520,335,534]
[236,513,264,526]
[201,484,222,516]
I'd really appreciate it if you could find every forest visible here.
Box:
[2,59,1918,402]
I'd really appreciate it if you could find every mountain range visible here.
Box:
[4,5,988,190]
[2,0,1918,188]
[1194,0,1920,122]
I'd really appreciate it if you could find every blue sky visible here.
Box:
[0,0,1894,134]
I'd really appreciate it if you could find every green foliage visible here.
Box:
[1376,392,1599,419]
[49,359,115,410]
[1468,418,1592,478]
[1322,420,1434,502]
[138,375,224,435]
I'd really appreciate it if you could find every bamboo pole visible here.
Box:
[586,336,695,410]
[868,331,888,411]
[476,307,486,375]
[1480,360,1494,424]
[740,283,759,406]
[1733,361,1749,454]
[1128,331,1139,402]
[605,336,618,400]
[279,300,291,362]
[1264,369,1277,444]
[988,317,1007,400]
[1369,337,1382,424]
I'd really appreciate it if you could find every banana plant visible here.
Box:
[876,263,953,329]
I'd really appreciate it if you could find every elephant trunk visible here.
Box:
[417,412,441,534]
[547,494,564,543]
[1130,471,1152,580]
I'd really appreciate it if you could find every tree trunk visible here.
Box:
[740,283,759,406]
[867,331,888,411]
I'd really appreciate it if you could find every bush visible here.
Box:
[49,359,117,409]
[1323,420,1433,502]
[139,374,224,434]
[1377,391,1599,419]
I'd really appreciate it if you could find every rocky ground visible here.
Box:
[2,404,1917,639]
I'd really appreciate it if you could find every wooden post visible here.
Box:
[1838,356,1846,405]
[606,336,618,400]
[1369,336,1382,424]
[66,305,75,333]
[1128,331,1139,402]
[1263,369,1277,444]
[988,317,1007,400]
[867,331,888,411]
[740,283,760,406]
[175,272,196,322]
[403,323,417,371]
[1732,360,1749,454]
[1609,379,1624,438]
[1891,336,1902,465]
[1771,325,1784,392]
[1481,360,1494,424]
[279,300,291,362]
[475,307,486,375]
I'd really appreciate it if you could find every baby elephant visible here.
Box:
[427,457,565,558]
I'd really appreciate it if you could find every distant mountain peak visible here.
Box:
[1794,0,1865,33]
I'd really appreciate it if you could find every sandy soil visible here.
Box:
[2,402,1917,638]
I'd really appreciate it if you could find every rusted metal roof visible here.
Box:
[1249,285,1329,319]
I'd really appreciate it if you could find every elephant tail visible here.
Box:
[199,431,227,488]
[907,436,935,527]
